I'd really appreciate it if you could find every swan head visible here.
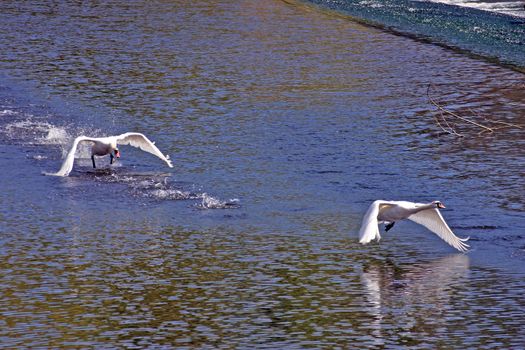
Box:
[433,201,446,209]
[114,148,120,158]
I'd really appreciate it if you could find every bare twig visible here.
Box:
[440,109,462,136]
[469,108,523,130]
[427,84,523,136]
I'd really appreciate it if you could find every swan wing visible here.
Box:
[116,132,173,168]
[49,136,96,176]
[408,209,470,252]
[359,200,384,244]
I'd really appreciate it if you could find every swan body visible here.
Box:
[50,132,173,176]
[358,200,470,252]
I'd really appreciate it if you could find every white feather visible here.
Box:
[358,200,470,252]
[48,132,173,176]
[359,200,384,244]
[115,132,173,168]
[408,209,470,252]
[48,136,97,176]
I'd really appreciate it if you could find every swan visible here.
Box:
[358,200,470,252]
[50,132,173,176]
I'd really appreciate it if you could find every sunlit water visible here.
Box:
[423,0,525,17]
[305,0,525,69]
[0,0,524,348]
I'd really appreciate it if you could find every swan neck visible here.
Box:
[415,203,436,212]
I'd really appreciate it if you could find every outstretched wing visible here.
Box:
[49,136,96,176]
[116,132,173,168]
[359,201,383,244]
[408,209,470,252]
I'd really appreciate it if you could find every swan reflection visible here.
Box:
[361,254,470,342]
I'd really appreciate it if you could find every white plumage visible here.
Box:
[50,132,173,176]
[358,200,470,252]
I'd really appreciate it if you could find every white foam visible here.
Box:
[44,127,69,144]
[358,0,384,8]
[1,118,111,164]
[0,109,17,116]
[140,187,239,208]
[196,193,240,209]
[4,119,68,144]
[418,0,525,17]
[148,189,196,200]
[31,155,48,160]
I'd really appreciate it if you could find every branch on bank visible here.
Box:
[427,84,523,137]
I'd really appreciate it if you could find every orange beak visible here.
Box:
[115,150,120,158]
[437,202,446,209]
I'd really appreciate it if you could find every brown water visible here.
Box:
[0,0,524,348]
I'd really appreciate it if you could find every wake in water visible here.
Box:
[0,108,103,157]
[94,171,240,209]
[196,194,240,210]
[0,109,240,209]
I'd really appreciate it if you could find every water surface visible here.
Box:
[424,0,525,17]
[304,0,525,69]
[0,0,524,348]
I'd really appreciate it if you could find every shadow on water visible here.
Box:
[359,253,524,347]
[360,254,469,346]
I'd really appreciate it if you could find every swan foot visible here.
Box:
[110,154,114,165]
[385,222,395,232]
[91,155,96,168]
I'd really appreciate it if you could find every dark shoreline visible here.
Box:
[287,0,525,74]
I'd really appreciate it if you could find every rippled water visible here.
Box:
[424,0,525,17]
[305,0,525,69]
[0,0,524,348]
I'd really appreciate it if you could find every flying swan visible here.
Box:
[358,200,470,252]
[50,132,173,176]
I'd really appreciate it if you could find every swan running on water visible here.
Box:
[49,132,173,176]
[358,200,470,252]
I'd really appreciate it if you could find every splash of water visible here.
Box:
[196,193,240,209]
[89,171,238,208]
[0,109,17,116]
[5,119,54,139]
[31,155,48,160]
[148,189,201,200]
[43,127,69,145]
[0,112,240,209]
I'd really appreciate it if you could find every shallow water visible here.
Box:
[0,0,524,348]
